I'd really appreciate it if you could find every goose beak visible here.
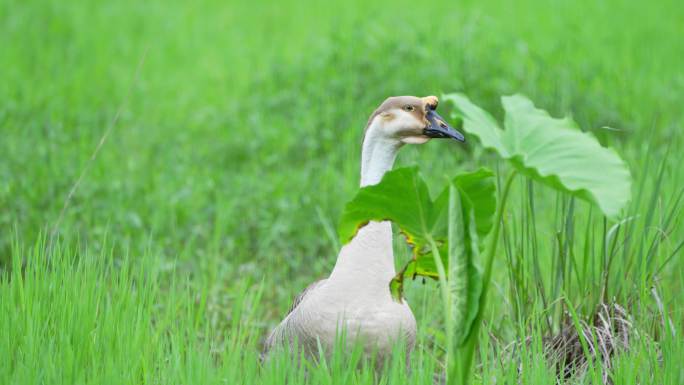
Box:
[423,107,465,142]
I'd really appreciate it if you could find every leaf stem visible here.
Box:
[430,233,461,385]
[428,236,451,336]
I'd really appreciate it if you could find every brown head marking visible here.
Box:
[364,95,439,134]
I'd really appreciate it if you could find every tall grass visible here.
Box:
[1,0,682,383]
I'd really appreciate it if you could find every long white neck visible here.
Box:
[328,125,401,291]
[359,129,401,187]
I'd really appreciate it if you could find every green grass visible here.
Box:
[1,0,683,383]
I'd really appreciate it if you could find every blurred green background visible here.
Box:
[1,0,682,383]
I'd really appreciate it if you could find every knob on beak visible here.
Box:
[423,105,465,142]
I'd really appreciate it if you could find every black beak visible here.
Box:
[423,107,465,142]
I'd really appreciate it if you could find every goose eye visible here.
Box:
[403,105,415,112]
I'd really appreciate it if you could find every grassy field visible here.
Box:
[2,0,683,383]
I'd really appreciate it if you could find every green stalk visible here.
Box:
[429,235,465,385]
[457,170,517,383]
[428,236,453,362]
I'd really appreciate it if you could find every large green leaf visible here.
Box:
[443,93,632,218]
[387,168,496,286]
[338,167,495,305]
[337,166,445,251]
[451,169,497,241]
[446,185,483,346]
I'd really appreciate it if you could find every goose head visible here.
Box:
[364,95,465,145]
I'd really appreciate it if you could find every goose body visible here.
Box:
[264,95,464,360]
[265,221,416,359]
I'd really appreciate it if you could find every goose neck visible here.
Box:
[360,131,401,187]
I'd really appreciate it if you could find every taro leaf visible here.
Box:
[451,169,497,240]
[339,167,449,302]
[443,93,632,219]
[447,185,483,345]
[389,169,493,303]
[337,166,445,252]
[337,166,495,303]
[390,168,495,279]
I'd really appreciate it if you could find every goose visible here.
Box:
[263,95,465,362]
